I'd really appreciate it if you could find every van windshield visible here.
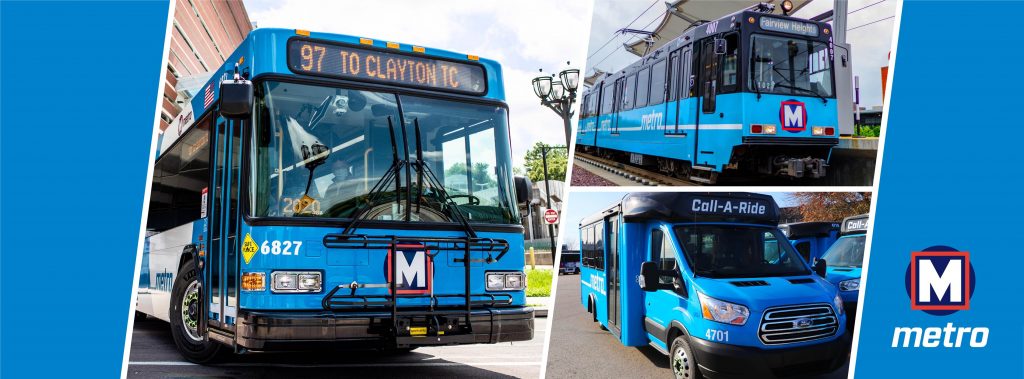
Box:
[820,235,865,267]
[674,225,810,278]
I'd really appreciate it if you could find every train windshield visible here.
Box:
[749,34,834,98]
[674,225,811,278]
[820,235,865,267]
[251,80,518,224]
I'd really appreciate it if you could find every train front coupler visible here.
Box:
[774,156,827,178]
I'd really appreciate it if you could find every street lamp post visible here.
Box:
[539,145,567,256]
[532,62,580,147]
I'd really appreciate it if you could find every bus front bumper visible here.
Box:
[234,307,534,351]
[688,334,849,379]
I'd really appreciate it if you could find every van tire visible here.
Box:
[169,263,222,363]
[669,335,700,379]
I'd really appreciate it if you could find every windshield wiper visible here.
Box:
[774,84,828,104]
[340,116,406,235]
[411,118,478,238]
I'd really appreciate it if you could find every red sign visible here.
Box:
[543,208,559,225]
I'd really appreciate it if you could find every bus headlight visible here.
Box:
[833,293,845,315]
[697,292,749,325]
[271,271,321,293]
[486,272,526,291]
[839,278,860,291]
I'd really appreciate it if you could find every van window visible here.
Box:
[651,229,677,284]
[675,225,810,278]
[794,241,811,262]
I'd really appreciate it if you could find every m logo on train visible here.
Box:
[780,99,808,133]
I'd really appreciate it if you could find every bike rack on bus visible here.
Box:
[320,233,512,343]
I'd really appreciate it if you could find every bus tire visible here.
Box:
[169,263,222,363]
[669,335,701,379]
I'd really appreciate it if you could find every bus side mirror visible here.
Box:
[639,261,660,292]
[514,176,533,206]
[813,259,827,278]
[220,79,253,119]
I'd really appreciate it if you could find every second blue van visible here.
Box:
[820,214,869,331]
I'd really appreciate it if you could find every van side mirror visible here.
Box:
[514,176,533,206]
[639,261,660,292]
[813,259,827,278]
[220,79,253,119]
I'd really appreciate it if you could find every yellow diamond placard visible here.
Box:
[242,233,259,264]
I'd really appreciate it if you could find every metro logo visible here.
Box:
[910,251,970,311]
[387,245,433,294]
[779,100,807,133]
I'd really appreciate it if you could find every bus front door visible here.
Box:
[605,215,621,335]
[207,117,243,336]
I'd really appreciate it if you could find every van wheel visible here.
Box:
[169,262,222,363]
[670,336,700,379]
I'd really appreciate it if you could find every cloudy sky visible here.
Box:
[243,0,593,168]
[585,0,897,108]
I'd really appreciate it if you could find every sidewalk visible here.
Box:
[527,296,552,318]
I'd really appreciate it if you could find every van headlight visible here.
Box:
[833,293,845,315]
[486,272,525,291]
[271,271,321,293]
[697,292,749,325]
[839,278,860,291]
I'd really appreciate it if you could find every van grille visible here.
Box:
[758,303,838,345]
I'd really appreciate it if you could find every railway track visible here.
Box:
[574,152,697,187]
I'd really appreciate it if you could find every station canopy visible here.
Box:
[623,0,813,57]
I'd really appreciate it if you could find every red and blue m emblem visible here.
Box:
[779,100,807,133]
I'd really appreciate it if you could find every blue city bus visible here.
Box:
[579,192,847,378]
[779,221,840,263]
[576,3,838,184]
[820,214,868,331]
[137,28,535,362]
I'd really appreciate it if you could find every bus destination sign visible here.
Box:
[758,17,819,37]
[288,39,486,95]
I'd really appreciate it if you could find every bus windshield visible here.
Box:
[749,34,834,98]
[674,225,811,278]
[251,80,518,224]
[820,235,865,267]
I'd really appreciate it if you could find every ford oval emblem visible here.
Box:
[794,318,813,328]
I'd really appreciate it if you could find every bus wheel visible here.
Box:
[669,336,700,379]
[169,263,222,363]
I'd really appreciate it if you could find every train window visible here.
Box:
[701,40,718,113]
[619,75,632,110]
[668,51,679,101]
[636,68,650,108]
[682,49,693,99]
[750,34,834,97]
[649,59,667,105]
[581,93,590,118]
[721,33,739,93]
[601,83,615,115]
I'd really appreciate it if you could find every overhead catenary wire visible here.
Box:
[587,0,661,61]
[848,15,894,31]
[591,9,664,71]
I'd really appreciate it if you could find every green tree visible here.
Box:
[523,142,567,183]
[444,162,496,188]
[791,192,872,222]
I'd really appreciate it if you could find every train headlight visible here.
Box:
[782,0,795,13]
[271,271,321,293]
[486,272,526,291]
[698,292,749,325]
[839,278,860,292]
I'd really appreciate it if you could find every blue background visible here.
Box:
[0,1,170,377]
[854,1,1024,377]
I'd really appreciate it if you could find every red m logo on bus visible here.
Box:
[387,245,433,294]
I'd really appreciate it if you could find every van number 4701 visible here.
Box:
[705,329,729,342]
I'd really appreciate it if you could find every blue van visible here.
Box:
[780,222,841,263]
[820,214,868,331]
[579,192,847,378]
